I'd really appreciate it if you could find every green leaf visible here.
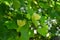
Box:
[7,29,18,40]
[27,5,34,15]
[20,29,34,40]
[13,0,20,9]
[40,16,46,25]
[20,29,29,40]
[19,21,32,40]
[20,25,29,40]
[37,25,48,37]
[4,21,17,29]
[32,20,38,27]
[39,2,49,8]
[26,13,31,20]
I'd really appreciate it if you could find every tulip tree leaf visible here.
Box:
[37,25,48,37]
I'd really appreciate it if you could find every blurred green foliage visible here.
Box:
[0,0,60,40]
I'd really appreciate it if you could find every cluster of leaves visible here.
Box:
[0,0,60,40]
